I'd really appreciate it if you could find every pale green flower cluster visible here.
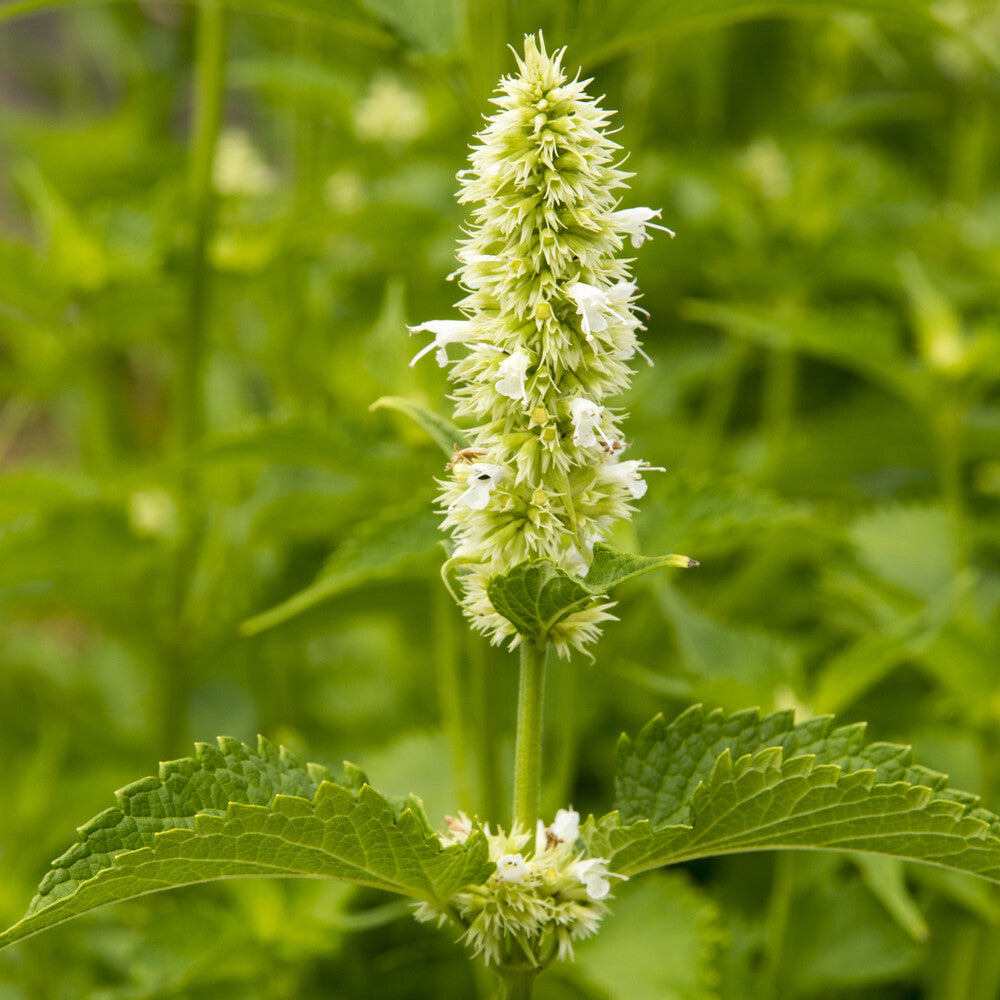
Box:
[409,35,672,656]
[414,808,624,967]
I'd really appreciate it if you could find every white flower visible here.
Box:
[456,463,506,510]
[212,128,276,197]
[536,807,581,854]
[495,853,531,884]
[611,207,675,248]
[566,281,609,341]
[606,280,640,320]
[572,857,623,900]
[354,74,428,146]
[442,813,474,845]
[495,351,531,404]
[603,458,665,499]
[408,320,476,367]
[567,280,643,345]
[569,397,610,449]
[551,808,580,844]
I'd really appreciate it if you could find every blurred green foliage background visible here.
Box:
[1,0,999,997]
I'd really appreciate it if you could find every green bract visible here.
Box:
[409,34,674,657]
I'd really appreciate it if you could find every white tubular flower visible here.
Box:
[603,458,666,499]
[550,808,580,844]
[456,463,506,510]
[572,857,625,901]
[407,320,476,367]
[495,351,531,404]
[569,397,609,449]
[443,812,474,844]
[495,853,531,884]
[611,207,676,248]
[566,281,610,341]
[536,807,581,854]
[408,34,672,657]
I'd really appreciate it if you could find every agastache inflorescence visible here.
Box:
[414,808,624,967]
[408,34,672,657]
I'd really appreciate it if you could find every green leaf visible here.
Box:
[583,706,1000,884]
[657,587,799,711]
[0,0,393,49]
[486,543,697,642]
[356,0,459,54]
[370,396,470,457]
[570,0,938,68]
[849,503,956,602]
[583,544,700,592]
[681,299,928,407]
[0,737,490,950]
[854,854,930,942]
[240,500,441,634]
[571,871,724,1000]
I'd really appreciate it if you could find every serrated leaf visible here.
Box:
[486,543,696,642]
[583,706,1000,884]
[0,737,490,949]
[370,396,469,457]
[486,560,594,640]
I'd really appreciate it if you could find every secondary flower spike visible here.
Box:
[415,807,626,967]
[408,34,674,656]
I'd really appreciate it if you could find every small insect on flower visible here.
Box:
[446,446,487,470]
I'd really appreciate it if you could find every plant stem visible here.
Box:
[180,0,225,451]
[762,344,797,478]
[494,965,539,1000]
[689,336,749,468]
[161,0,226,756]
[512,639,548,829]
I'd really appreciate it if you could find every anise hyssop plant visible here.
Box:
[5,32,1000,1000]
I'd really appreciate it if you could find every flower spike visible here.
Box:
[407,33,673,657]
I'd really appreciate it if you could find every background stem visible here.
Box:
[161,0,226,757]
